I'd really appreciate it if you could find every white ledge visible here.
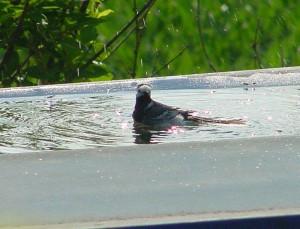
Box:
[1,66,300,98]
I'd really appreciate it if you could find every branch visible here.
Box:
[151,45,188,77]
[0,0,30,70]
[131,0,146,79]
[195,0,217,72]
[80,0,90,13]
[79,0,157,72]
[252,18,262,68]
[9,52,33,80]
[279,45,285,67]
[103,27,136,62]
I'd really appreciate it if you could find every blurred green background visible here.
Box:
[1,0,300,87]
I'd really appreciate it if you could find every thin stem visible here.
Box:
[0,0,30,71]
[252,18,262,68]
[195,0,217,72]
[10,53,33,80]
[80,0,89,13]
[131,0,147,78]
[104,23,136,61]
[279,45,285,67]
[79,0,157,72]
[151,45,188,77]
[131,0,139,78]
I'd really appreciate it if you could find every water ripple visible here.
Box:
[0,86,300,153]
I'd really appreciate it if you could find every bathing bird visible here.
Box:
[132,84,244,128]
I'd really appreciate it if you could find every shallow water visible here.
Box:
[0,85,300,153]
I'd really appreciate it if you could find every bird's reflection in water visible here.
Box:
[133,127,154,144]
[133,122,158,144]
[133,122,191,144]
[133,122,168,144]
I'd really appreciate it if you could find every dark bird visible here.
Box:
[132,84,244,128]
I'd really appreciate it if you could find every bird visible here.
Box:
[132,84,244,128]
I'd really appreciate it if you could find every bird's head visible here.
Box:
[136,84,152,98]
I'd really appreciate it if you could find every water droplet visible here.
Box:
[115,110,121,116]
[121,122,128,129]
[77,68,80,77]
[92,113,100,119]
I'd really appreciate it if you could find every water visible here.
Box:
[0,85,299,153]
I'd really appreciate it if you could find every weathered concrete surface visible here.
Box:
[1,136,300,228]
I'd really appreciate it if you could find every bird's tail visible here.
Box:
[184,113,245,125]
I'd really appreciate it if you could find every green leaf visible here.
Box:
[96,9,113,19]
[89,74,113,81]
[81,62,108,78]
[60,37,81,60]
[16,47,29,62]
[42,6,60,10]
[24,76,39,85]
[0,48,5,60]
[6,51,19,74]
[27,66,41,77]
[79,26,98,43]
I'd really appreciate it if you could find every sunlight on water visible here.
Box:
[0,85,300,153]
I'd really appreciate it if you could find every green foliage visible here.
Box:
[100,0,300,78]
[1,0,300,87]
[0,0,113,87]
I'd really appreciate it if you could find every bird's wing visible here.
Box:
[143,100,245,125]
[143,100,181,122]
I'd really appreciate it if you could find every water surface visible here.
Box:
[0,86,299,153]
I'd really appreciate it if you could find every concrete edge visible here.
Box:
[0,134,298,157]
[1,66,300,98]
